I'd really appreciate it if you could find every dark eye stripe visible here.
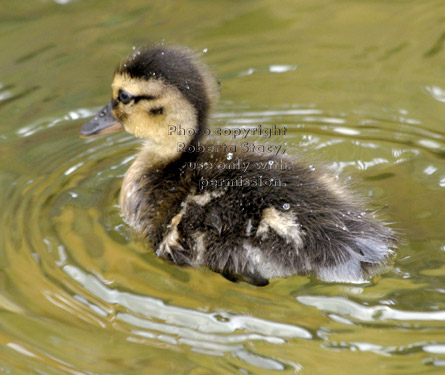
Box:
[150,107,163,115]
[117,89,156,105]
[134,95,156,103]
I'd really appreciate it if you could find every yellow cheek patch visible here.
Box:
[110,73,198,152]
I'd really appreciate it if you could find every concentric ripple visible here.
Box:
[1,99,445,374]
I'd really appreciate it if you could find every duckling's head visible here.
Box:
[81,46,219,156]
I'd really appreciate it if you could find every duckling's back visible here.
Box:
[121,148,395,286]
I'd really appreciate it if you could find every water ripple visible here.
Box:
[63,265,310,370]
[15,108,97,138]
[2,101,445,373]
[65,264,312,339]
[297,295,445,322]
[426,86,445,103]
[213,105,445,157]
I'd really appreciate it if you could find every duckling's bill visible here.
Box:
[81,101,124,137]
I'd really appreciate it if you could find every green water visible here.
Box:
[1,0,445,374]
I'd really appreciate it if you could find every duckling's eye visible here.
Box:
[150,107,164,116]
[118,90,132,105]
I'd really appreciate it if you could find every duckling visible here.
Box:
[81,46,396,286]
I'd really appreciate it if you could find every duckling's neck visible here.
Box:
[139,140,182,165]
[126,116,207,187]
[139,127,206,168]
[120,132,202,231]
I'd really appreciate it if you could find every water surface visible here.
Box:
[1,1,445,374]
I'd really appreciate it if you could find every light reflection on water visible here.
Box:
[1,0,445,374]
[1,104,444,373]
[297,295,445,322]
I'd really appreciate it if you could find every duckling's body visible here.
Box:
[82,46,396,285]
